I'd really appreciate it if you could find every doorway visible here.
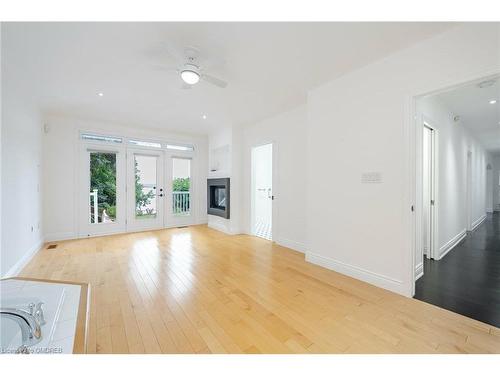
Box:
[251,143,273,240]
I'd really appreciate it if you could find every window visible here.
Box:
[166,144,194,152]
[81,133,122,144]
[129,139,162,148]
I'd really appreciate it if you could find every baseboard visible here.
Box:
[207,221,233,235]
[415,262,424,280]
[3,238,45,278]
[305,252,407,296]
[274,237,307,253]
[44,231,77,242]
[470,214,486,232]
[439,229,467,260]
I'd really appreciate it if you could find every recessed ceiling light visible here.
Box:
[98,92,104,97]
[202,115,207,120]
[489,99,497,104]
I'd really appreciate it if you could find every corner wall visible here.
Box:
[1,24,44,276]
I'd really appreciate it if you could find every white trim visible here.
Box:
[274,237,307,253]
[438,229,467,260]
[47,222,210,243]
[470,214,486,232]
[44,232,77,242]
[415,262,424,280]
[305,252,407,295]
[3,238,45,278]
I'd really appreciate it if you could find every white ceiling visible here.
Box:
[2,22,456,135]
[435,77,500,153]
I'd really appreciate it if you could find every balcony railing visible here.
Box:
[89,189,98,223]
[90,190,190,220]
[172,191,190,215]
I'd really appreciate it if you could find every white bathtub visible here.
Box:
[0,279,82,354]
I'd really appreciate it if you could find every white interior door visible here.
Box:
[127,149,165,231]
[167,156,194,226]
[79,144,126,237]
[466,150,473,230]
[251,143,273,240]
[422,124,438,261]
[422,126,432,258]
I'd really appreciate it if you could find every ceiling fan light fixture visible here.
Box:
[181,67,200,85]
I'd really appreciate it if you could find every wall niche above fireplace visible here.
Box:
[207,178,230,219]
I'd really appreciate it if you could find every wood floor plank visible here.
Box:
[15,225,500,354]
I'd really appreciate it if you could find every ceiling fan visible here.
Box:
[162,45,228,89]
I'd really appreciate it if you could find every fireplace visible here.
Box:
[207,178,230,219]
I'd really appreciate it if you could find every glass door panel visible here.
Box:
[80,145,126,237]
[127,150,164,231]
[89,152,117,224]
[168,157,194,226]
[172,158,191,216]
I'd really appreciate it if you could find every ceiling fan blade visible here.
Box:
[181,82,193,90]
[201,74,228,88]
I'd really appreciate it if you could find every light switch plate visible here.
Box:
[361,172,382,183]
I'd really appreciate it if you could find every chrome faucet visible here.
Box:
[1,302,45,351]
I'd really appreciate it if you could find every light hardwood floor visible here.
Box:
[19,225,500,353]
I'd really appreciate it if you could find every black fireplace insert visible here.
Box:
[207,178,230,219]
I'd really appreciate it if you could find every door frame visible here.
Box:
[408,71,500,296]
[126,148,165,232]
[250,141,277,241]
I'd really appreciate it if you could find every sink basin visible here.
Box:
[0,279,82,354]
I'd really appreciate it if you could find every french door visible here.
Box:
[126,149,165,231]
[79,144,126,237]
[80,140,195,237]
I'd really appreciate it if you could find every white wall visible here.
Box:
[416,95,491,271]
[42,115,208,241]
[305,23,499,296]
[1,26,44,276]
[242,105,308,252]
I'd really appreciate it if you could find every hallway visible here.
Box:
[415,213,500,328]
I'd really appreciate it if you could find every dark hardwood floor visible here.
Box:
[415,212,500,328]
